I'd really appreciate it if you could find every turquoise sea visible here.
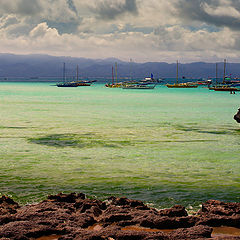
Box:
[0,82,239,210]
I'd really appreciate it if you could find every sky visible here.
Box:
[1,0,240,63]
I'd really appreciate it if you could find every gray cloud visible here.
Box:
[18,0,42,16]
[46,20,80,34]
[175,0,240,31]
[90,0,138,20]
[231,0,240,11]
[0,16,19,29]
[67,0,78,15]
[0,0,43,16]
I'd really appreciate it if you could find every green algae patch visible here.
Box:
[175,124,237,135]
[28,133,133,148]
[0,125,30,129]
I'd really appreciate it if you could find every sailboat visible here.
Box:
[209,63,219,90]
[210,59,240,93]
[57,64,96,87]
[166,61,198,88]
[105,62,122,88]
[56,63,79,87]
[75,65,93,86]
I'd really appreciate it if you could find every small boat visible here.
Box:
[106,63,122,88]
[56,63,79,87]
[105,83,122,88]
[140,74,163,84]
[210,60,240,93]
[75,66,96,86]
[166,82,198,88]
[210,85,240,92]
[196,79,212,85]
[166,61,198,88]
[57,82,79,87]
[56,64,95,87]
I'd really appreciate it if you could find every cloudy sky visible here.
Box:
[1,0,240,62]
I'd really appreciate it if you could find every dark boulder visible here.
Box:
[234,108,240,123]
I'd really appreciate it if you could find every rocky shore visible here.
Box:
[0,193,239,240]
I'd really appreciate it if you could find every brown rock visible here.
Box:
[158,205,188,217]
[234,108,240,123]
[47,192,86,203]
[107,196,150,210]
[199,200,240,216]
[0,196,20,215]
[197,200,240,227]
[0,193,239,240]
[0,220,64,240]
[169,225,212,239]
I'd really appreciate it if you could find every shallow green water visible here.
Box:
[0,82,239,210]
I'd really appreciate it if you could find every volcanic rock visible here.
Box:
[0,193,239,240]
[197,200,240,227]
[234,108,240,123]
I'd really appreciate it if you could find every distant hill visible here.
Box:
[0,53,239,81]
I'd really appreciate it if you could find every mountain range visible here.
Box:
[0,53,239,81]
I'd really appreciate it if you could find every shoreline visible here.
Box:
[0,192,239,240]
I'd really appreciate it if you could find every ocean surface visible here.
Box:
[0,82,239,210]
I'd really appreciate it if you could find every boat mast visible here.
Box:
[130,58,133,81]
[112,66,114,85]
[63,62,66,82]
[176,60,179,84]
[76,65,79,81]
[115,62,118,84]
[223,59,226,84]
[216,63,218,85]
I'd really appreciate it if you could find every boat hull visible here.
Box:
[105,84,122,88]
[122,86,155,89]
[166,84,198,88]
[57,83,78,87]
[213,88,240,91]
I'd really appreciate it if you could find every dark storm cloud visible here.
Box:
[175,0,240,31]
[90,0,138,20]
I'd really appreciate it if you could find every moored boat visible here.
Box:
[210,85,240,92]
[166,83,198,88]
[166,61,198,88]
[196,79,212,85]
[106,63,122,88]
[57,82,79,87]
[209,60,240,93]
[56,64,95,87]
[57,63,77,87]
